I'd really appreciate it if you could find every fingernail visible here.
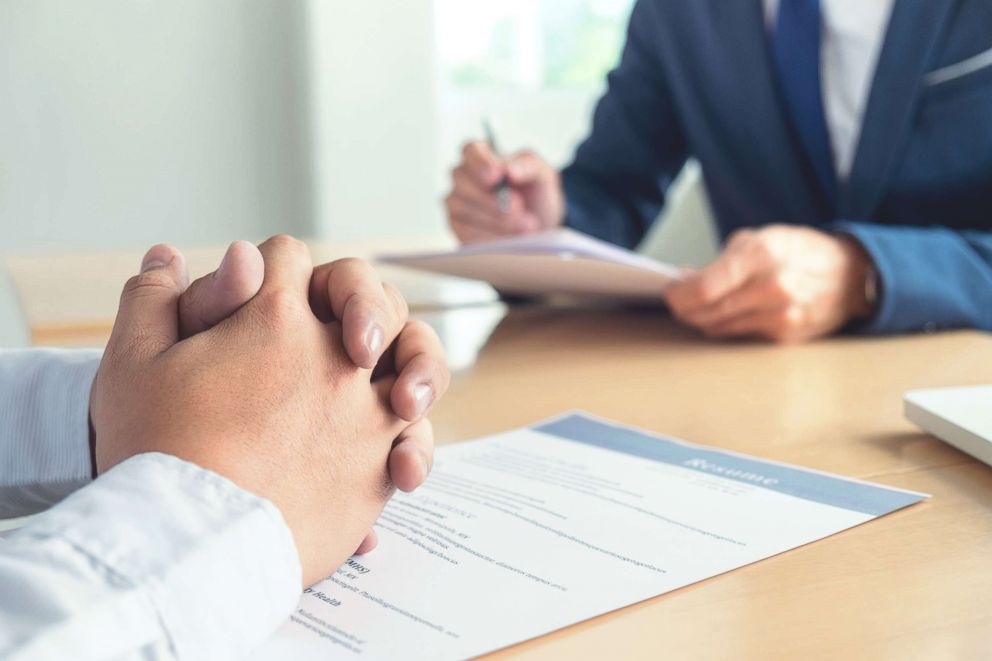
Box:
[413,382,434,418]
[418,451,431,480]
[365,323,384,358]
[140,249,174,273]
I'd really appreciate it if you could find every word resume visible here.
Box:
[251,413,927,660]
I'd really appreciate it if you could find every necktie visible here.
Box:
[772,0,836,206]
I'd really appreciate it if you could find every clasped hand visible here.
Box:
[90,236,450,586]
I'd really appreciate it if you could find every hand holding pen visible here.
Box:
[443,120,567,244]
[483,119,513,213]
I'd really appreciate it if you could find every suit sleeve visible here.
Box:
[830,221,992,333]
[561,0,688,250]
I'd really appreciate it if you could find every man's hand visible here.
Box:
[146,240,449,554]
[91,236,424,587]
[178,244,449,425]
[445,142,564,244]
[663,225,875,343]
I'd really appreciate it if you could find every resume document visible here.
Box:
[251,413,926,660]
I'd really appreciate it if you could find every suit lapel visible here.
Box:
[839,0,956,219]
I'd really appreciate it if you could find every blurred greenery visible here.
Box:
[447,0,634,89]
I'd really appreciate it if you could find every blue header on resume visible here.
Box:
[534,414,926,516]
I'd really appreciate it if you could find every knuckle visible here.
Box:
[716,296,736,317]
[744,252,770,274]
[348,292,392,324]
[753,238,775,260]
[668,305,690,323]
[668,299,693,319]
[419,417,435,445]
[436,358,452,392]
[266,233,309,256]
[257,287,306,327]
[728,229,753,247]
[407,319,441,350]
[514,148,537,162]
[413,420,436,468]
[374,476,396,503]
[768,307,803,340]
[382,283,409,321]
[122,271,175,300]
[461,141,485,161]
[335,256,369,272]
[769,273,790,297]
[697,281,720,305]
[405,318,435,340]
[343,291,379,314]
[410,322,450,384]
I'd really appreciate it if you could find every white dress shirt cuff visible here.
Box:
[16,452,302,659]
[0,348,102,516]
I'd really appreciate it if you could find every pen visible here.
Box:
[483,118,512,213]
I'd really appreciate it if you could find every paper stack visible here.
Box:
[378,229,682,302]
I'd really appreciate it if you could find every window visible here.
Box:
[435,0,635,90]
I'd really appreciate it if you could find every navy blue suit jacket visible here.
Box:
[562,0,992,334]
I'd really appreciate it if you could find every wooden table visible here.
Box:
[6,249,992,659]
[430,307,992,660]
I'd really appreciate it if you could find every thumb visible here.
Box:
[179,240,264,338]
[107,244,189,362]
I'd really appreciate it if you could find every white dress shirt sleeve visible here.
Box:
[0,348,102,517]
[0,452,303,661]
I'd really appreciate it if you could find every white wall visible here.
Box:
[0,0,314,254]
[0,0,716,295]
[306,0,443,242]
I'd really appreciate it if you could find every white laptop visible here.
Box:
[904,386,992,466]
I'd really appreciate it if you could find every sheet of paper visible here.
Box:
[377,229,682,302]
[251,413,927,661]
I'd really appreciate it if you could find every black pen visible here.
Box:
[483,119,512,213]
